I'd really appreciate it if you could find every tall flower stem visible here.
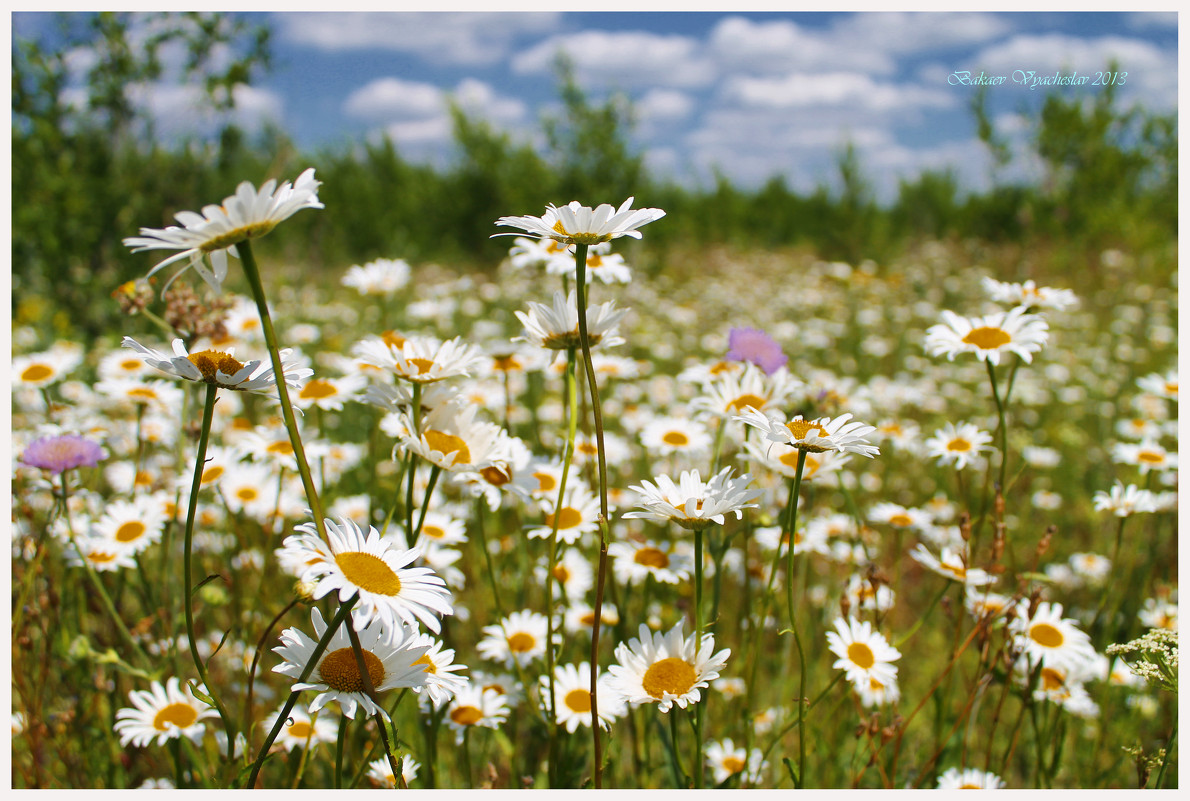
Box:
[404,383,424,539]
[692,525,706,788]
[986,360,1008,492]
[237,240,326,541]
[782,450,809,788]
[182,382,237,759]
[244,596,357,788]
[573,242,613,787]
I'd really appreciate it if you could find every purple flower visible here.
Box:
[19,434,105,475]
[726,327,788,375]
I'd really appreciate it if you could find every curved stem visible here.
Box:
[237,240,326,541]
[244,597,300,760]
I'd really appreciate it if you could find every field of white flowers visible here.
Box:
[11,171,1178,789]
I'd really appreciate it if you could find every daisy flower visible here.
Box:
[281,516,454,635]
[741,440,850,482]
[539,662,626,732]
[535,548,595,600]
[13,346,83,389]
[341,257,411,297]
[494,197,665,245]
[725,327,787,375]
[690,363,799,419]
[705,738,767,784]
[113,677,217,747]
[924,306,1049,365]
[910,543,997,587]
[122,337,311,394]
[263,706,337,752]
[857,673,901,708]
[1112,440,1178,474]
[982,276,1078,311]
[923,422,994,470]
[936,767,1005,789]
[736,407,879,458]
[622,467,762,531]
[965,590,1015,623]
[515,290,627,352]
[564,603,621,637]
[410,633,470,710]
[367,755,420,788]
[607,621,730,713]
[528,485,601,545]
[272,607,431,720]
[825,616,901,689]
[353,334,485,385]
[94,378,184,411]
[868,502,934,532]
[1136,369,1177,401]
[609,539,693,585]
[508,235,572,270]
[123,168,323,293]
[477,610,550,669]
[398,399,505,472]
[64,535,139,572]
[91,496,166,555]
[1009,601,1097,673]
[1093,481,1158,517]
[640,416,713,458]
[293,373,367,412]
[444,686,509,744]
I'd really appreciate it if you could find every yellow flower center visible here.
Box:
[381,330,406,349]
[722,756,747,775]
[709,361,733,375]
[20,364,54,383]
[786,419,830,450]
[115,521,147,543]
[870,678,884,690]
[940,562,967,579]
[552,563,570,582]
[413,654,437,674]
[334,552,403,596]
[1164,382,1177,395]
[888,514,913,528]
[481,465,511,486]
[286,721,313,739]
[534,472,557,493]
[545,506,583,530]
[421,525,445,540]
[1040,667,1066,691]
[634,547,670,569]
[662,431,690,447]
[423,430,471,465]
[961,326,1011,350]
[564,688,591,713]
[778,452,821,475]
[127,387,159,401]
[407,357,435,375]
[199,221,277,252]
[236,487,258,502]
[1137,450,1164,464]
[507,632,537,653]
[959,784,982,789]
[299,379,338,400]
[1029,622,1065,648]
[186,350,246,383]
[847,642,876,670]
[121,359,142,371]
[641,657,697,699]
[201,465,224,483]
[551,219,612,245]
[318,647,386,693]
[152,702,198,731]
[450,705,483,726]
[267,440,295,456]
[947,438,972,452]
[492,355,521,372]
[88,551,118,564]
[728,393,768,413]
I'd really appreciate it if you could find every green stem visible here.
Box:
[244,597,357,788]
[411,463,441,543]
[333,713,348,788]
[1154,714,1177,788]
[237,240,326,540]
[986,359,1009,497]
[692,525,706,788]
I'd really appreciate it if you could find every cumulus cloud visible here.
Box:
[831,12,1011,56]
[724,72,955,112]
[636,89,695,122]
[511,30,716,88]
[708,16,892,74]
[126,81,283,139]
[343,77,444,121]
[276,11,560,65]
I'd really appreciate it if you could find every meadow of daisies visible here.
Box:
[10,172,1179,790]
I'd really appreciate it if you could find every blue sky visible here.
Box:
[12,10,1179,201]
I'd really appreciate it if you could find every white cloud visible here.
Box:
[276,11,560,65]
[725,72,955,112]
[126,81,283,139]
[343,77,444,121]
[452,78,527,124]
[1124,12,1177,30]
[708,16,892,74]
[831,12,1011,56]
[511,30,716,88]
[384,115,453,145]
[636,89,695,123]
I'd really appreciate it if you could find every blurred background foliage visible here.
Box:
[11,12,1178,339]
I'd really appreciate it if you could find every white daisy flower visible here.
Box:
[12,345,84,389]
[639,416,713,458]
[94,377,184,411]
[263,706,337,752]
[444,686,509,744]
[64,535,139,572]
[353,333,485,385]
[113,677,217,747]
[366,754,420,788]
[91,496,167,555]
[607,621,730,713]
[965,590,1015,623]
[1111,440,1178,474]
[293,373,367,412]
[705,737,767,785]
[690,363,800,420]
[1136,369,1177,401]
[528,485,601,545]
[398,399,505,473]
[281,516,454,635]
[539,662,626,732]
[741,439,851,482]
[563,603,621,637]
[341,258,411,297]
[514,290,627,353]
[982,276,1077,311]
[508,235,572,270]
[477,610,550,668]
[736,407,879,458]
[924,306,1049,365]
[272,607,431,720]
[1009,601,1097,673]
[121,337,311,395]
[844,573,896,614]
[622,467,762,531]
[857,673,901,708]
[494,197,665,245]
[409,633,469,711]
[609,539,694,585]
[910,543,997,587]
[825,616,901,690]
[936,766,1005,789]
[924,422,994,470]
[868,502,934,532]
[534,547,595,600]
[123,168,323,293]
